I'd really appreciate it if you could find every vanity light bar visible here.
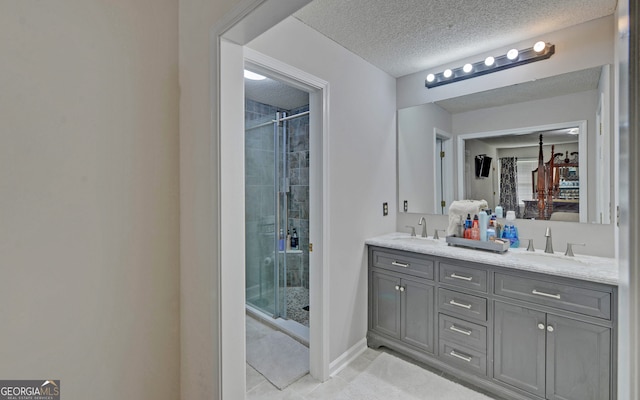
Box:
[425,42,555,89]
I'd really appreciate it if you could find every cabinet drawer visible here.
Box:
[439,313,486,351]
[494,273,611,319]
[439,262,487,293]
[438,288,487,322]
[372,249,434,280]
[439,340,487,376]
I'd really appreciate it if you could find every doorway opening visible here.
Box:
[244,67,311,344]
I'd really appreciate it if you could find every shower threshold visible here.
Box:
[245,304,310,346]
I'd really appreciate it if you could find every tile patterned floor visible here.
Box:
[246,315,500,400]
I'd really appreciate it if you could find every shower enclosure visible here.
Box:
[245,86,310,327]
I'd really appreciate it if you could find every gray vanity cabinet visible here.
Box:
[545,314,611,400]
[367,245,617,400]
[494,301,611,400]
[494,302,548,398]
[370,269,435,353]
[369,248,435,354]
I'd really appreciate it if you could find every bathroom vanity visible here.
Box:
[366,233,617,400]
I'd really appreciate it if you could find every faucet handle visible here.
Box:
[406,225,416,237]
[433,229,446,240]
[524,238,535,252]
[564,242,585,257]
[544,227,552,237]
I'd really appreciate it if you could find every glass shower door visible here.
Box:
[245,110,289,319]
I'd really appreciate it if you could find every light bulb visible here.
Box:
[533,41,546,53]
[244,70,266,80]
[443,69,453,78]
[507,49,519,60]
[463,63,473,73]
[484,56,495,66]
[426,73,435,82]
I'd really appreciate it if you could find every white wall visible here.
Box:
[0,1,180,399]
[247,17,397,363]
[397,15,614,109]
[398,103,452,214]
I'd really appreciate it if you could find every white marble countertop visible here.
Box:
[366,232,618,286]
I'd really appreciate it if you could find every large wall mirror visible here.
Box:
[398,64,612,224]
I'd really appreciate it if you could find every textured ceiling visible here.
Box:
[294,0,617,78]
[435,66,602,114]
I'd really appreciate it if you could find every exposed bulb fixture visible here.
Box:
[244,70,266,80]
[533,41,546,53]
[424,41,555,89]
[507,48,519,60]
[568,128,579,135]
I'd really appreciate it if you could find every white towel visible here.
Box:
[447,199,489,236]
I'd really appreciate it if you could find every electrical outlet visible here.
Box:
[404,200,408,212]
[383,202,388,216]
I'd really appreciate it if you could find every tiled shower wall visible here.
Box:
[245,98,309,294]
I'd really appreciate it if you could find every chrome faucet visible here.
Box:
[418,216,428,238]
[544,227,554,254]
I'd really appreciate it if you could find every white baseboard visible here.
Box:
[329,337,368,377]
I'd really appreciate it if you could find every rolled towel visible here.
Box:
[447,199,489,236]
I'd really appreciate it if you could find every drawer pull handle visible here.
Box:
[449,299,472,309]
[532,289,561,299]
[450,350,472,362]
[392,261,409,268]
[449,325,472,336]
[451,273,473,281]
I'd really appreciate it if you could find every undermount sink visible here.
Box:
[510,249,590,266]
[392,236,442,245]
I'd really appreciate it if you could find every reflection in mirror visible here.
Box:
[397,65,612,224]
[463,126,584,222]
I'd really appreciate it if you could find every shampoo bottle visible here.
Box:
[495,205,504,219]
[279,228,285,251]
[470,215,480,241]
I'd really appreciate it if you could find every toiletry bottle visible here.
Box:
[502,211,520,248]
[487,214,497,240]
[291,228,299,250]
[464,214,472,239]
[470,215,480,241]
[495,205,503,219]
[286,229,292,251]
[479,211,489,241]
[279,228,285,251]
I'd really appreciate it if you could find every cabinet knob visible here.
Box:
[400,286,405,292]
[395,285,400,291]
[538,323,545,330]
[547,325,554,332]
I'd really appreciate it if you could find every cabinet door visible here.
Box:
[494,301,546,398]
[371,271,401,338]
[401,278,434,353]
[546,315,611,400]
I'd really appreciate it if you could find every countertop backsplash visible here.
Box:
[396,213,615,258]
